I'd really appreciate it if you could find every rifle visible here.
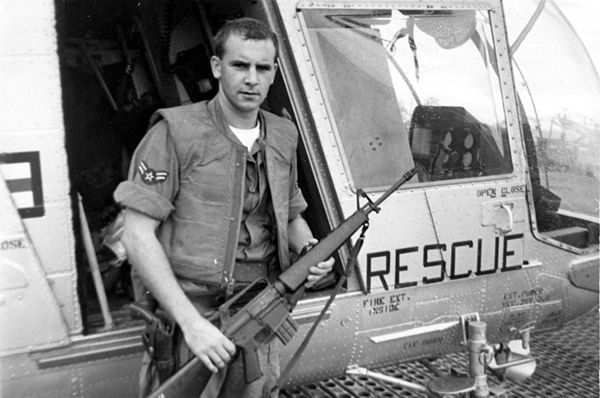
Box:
[148,167,418,398]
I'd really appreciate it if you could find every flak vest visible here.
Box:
[150,99,301,291]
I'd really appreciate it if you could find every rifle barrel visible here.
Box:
[371,167,418,209]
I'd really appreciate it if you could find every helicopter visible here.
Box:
[0,0,598,397]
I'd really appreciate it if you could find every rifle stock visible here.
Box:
[147,356,208,398]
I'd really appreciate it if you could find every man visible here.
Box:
[114,17,334,397]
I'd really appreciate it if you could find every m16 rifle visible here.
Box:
[148,167,418,398]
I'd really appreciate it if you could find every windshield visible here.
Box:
[505,0,599,225]
[301,8,513,189]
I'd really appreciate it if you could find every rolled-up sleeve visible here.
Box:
[114,120,178,220]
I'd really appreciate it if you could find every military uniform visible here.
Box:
[115,98,307,397]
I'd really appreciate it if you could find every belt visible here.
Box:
[184,258,279,307]
[187,259,278,311]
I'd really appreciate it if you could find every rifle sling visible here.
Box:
[275,224,369,390]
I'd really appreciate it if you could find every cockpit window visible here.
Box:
[504,0,599,249]
[301,9,513,188]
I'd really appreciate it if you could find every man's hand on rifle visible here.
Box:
[303,238,335,288]
[181,313,237,373]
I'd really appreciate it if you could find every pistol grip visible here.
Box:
[242,347,262,384]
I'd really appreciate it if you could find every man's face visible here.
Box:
[211,34,278,116]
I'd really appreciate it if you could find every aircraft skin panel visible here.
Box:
[526,267,568,332]
[47,271,83,335]
[353,286,459,370]
[350,191,440,292]
[286,300,357,384]
[425,181,528,242]
[1,360,75,398]
[0,0,81,357]
[0,175,70,355]
[340,184,529,293]
[1,134,79,333]
[526,238,598,323]
[0,0,80,336]
[77,354,141,398]
[1,133,70,207]
[282,251,580,385]
[350,274,496,369]
[17,198,80,333]
[0,12,64,134]
[0,0,57,54]
[2,337,143,398]
[18,201,74,274]
[0,57,63,132]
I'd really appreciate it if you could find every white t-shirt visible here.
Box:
[230,122,260,151]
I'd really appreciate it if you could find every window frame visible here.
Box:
[295,0,523,194]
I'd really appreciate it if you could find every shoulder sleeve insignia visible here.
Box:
[137,160,169,185]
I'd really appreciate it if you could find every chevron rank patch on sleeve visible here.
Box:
[137,160,168,185]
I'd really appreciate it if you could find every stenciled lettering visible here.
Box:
[502,233,523,272]
[366,234,524,291]
[477,187,497,198]
[502,287,547,308]
[367,251,390,291]
[423,244,446,284]
[0,239,24,251]
[395,247,418,288]
[450,241,473,280]
[500,184,525,197]
[362,293,411,316]
[475,237,499,276]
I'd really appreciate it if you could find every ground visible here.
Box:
[283,308,599,397]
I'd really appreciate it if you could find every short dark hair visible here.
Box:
[214,17,279,60]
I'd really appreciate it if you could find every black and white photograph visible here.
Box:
[0,1,598,397]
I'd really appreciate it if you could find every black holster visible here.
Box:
[131,303,179,383]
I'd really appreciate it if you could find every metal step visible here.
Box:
[282,309,599,397]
